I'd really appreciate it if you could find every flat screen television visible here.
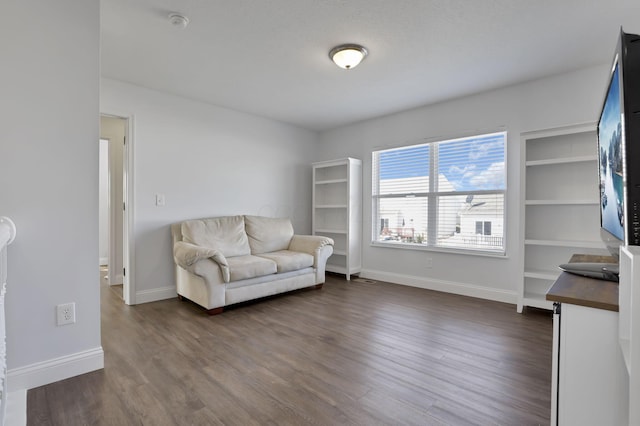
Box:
[597,29,640,258]
[558,30,640,282]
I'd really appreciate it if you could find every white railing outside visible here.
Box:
[0,217,16,426]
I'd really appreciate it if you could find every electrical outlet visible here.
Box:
[56,303,76,326]
[426,258,433,269]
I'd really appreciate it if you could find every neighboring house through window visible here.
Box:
[372,131,507,255]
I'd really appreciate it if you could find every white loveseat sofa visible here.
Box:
[171,215,334,314]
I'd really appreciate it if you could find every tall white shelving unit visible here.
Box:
[312,158,362,280]
[519,123,608,312]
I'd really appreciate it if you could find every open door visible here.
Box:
[100,114,134,304]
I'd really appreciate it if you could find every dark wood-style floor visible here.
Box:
[27,274,552,425]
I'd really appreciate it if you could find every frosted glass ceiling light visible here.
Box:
[169,13,189,29]
[329,44,368,70]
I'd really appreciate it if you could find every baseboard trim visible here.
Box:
[7,347,104,391]
[99,257,108,266]
[360,269,517,305]
[135,285,176,304]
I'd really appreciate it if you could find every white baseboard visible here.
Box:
[7,347,104,392]
[99,257,108,266]
[135,285,176,304]
[6,389,26,426]
[360,269,517,305]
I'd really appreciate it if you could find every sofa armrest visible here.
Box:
[173,241,231,283]
[289,235,334,284]
[289,235,333,269]
[289,235,334,266]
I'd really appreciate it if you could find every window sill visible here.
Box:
[370,240,508,258]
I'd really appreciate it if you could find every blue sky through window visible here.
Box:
[378,133,505,191]
[379,145,429,180]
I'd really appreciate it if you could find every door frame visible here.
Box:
[101,112,136,305]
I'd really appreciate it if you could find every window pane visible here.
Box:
[484,221,492,236]
[375,196,427,243]
[376,145,429,195]
[438,134,505,191]
[437,193,505,251]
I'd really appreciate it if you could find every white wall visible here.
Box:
[0,0,102,388]
[318,65,611,302]
[100,79,319,303]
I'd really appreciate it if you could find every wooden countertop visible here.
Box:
[545,254,619,312]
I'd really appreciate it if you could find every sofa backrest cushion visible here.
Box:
[181,215,251,258]
[244,215,294,254]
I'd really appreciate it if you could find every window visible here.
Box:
[476,221,492,236]
[372,132,506,254]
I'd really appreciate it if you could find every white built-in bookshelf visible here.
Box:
[519,123,608,312]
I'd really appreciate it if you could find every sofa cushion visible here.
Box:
[244,215,294,254]
[227,255,277,282]
[256,250,314,274]
[181,216,251,258]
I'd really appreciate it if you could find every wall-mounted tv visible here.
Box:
[597,29,640,257]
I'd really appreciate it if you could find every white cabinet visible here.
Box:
[547,264,629,425]
[312,158,362,280]
[553,303,628,425]
[619,246,640,425]
[519,123,607,312]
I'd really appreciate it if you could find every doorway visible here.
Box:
[99,114,134,304]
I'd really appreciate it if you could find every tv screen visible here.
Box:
[598,62,625,242]
[597,29,640,253]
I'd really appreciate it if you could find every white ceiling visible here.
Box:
[101,0,640,132]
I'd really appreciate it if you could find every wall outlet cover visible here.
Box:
[56,303,76,326]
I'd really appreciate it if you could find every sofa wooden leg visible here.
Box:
[315,284,323,290]
[206,307,224,316]
[177,294,185,301]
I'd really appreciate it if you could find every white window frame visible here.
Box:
[371,131,507,256]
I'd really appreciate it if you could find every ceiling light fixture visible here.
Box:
[168,13,189,29]
[329,44,368,70]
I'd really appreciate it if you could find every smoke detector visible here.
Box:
[168,13,189,29]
